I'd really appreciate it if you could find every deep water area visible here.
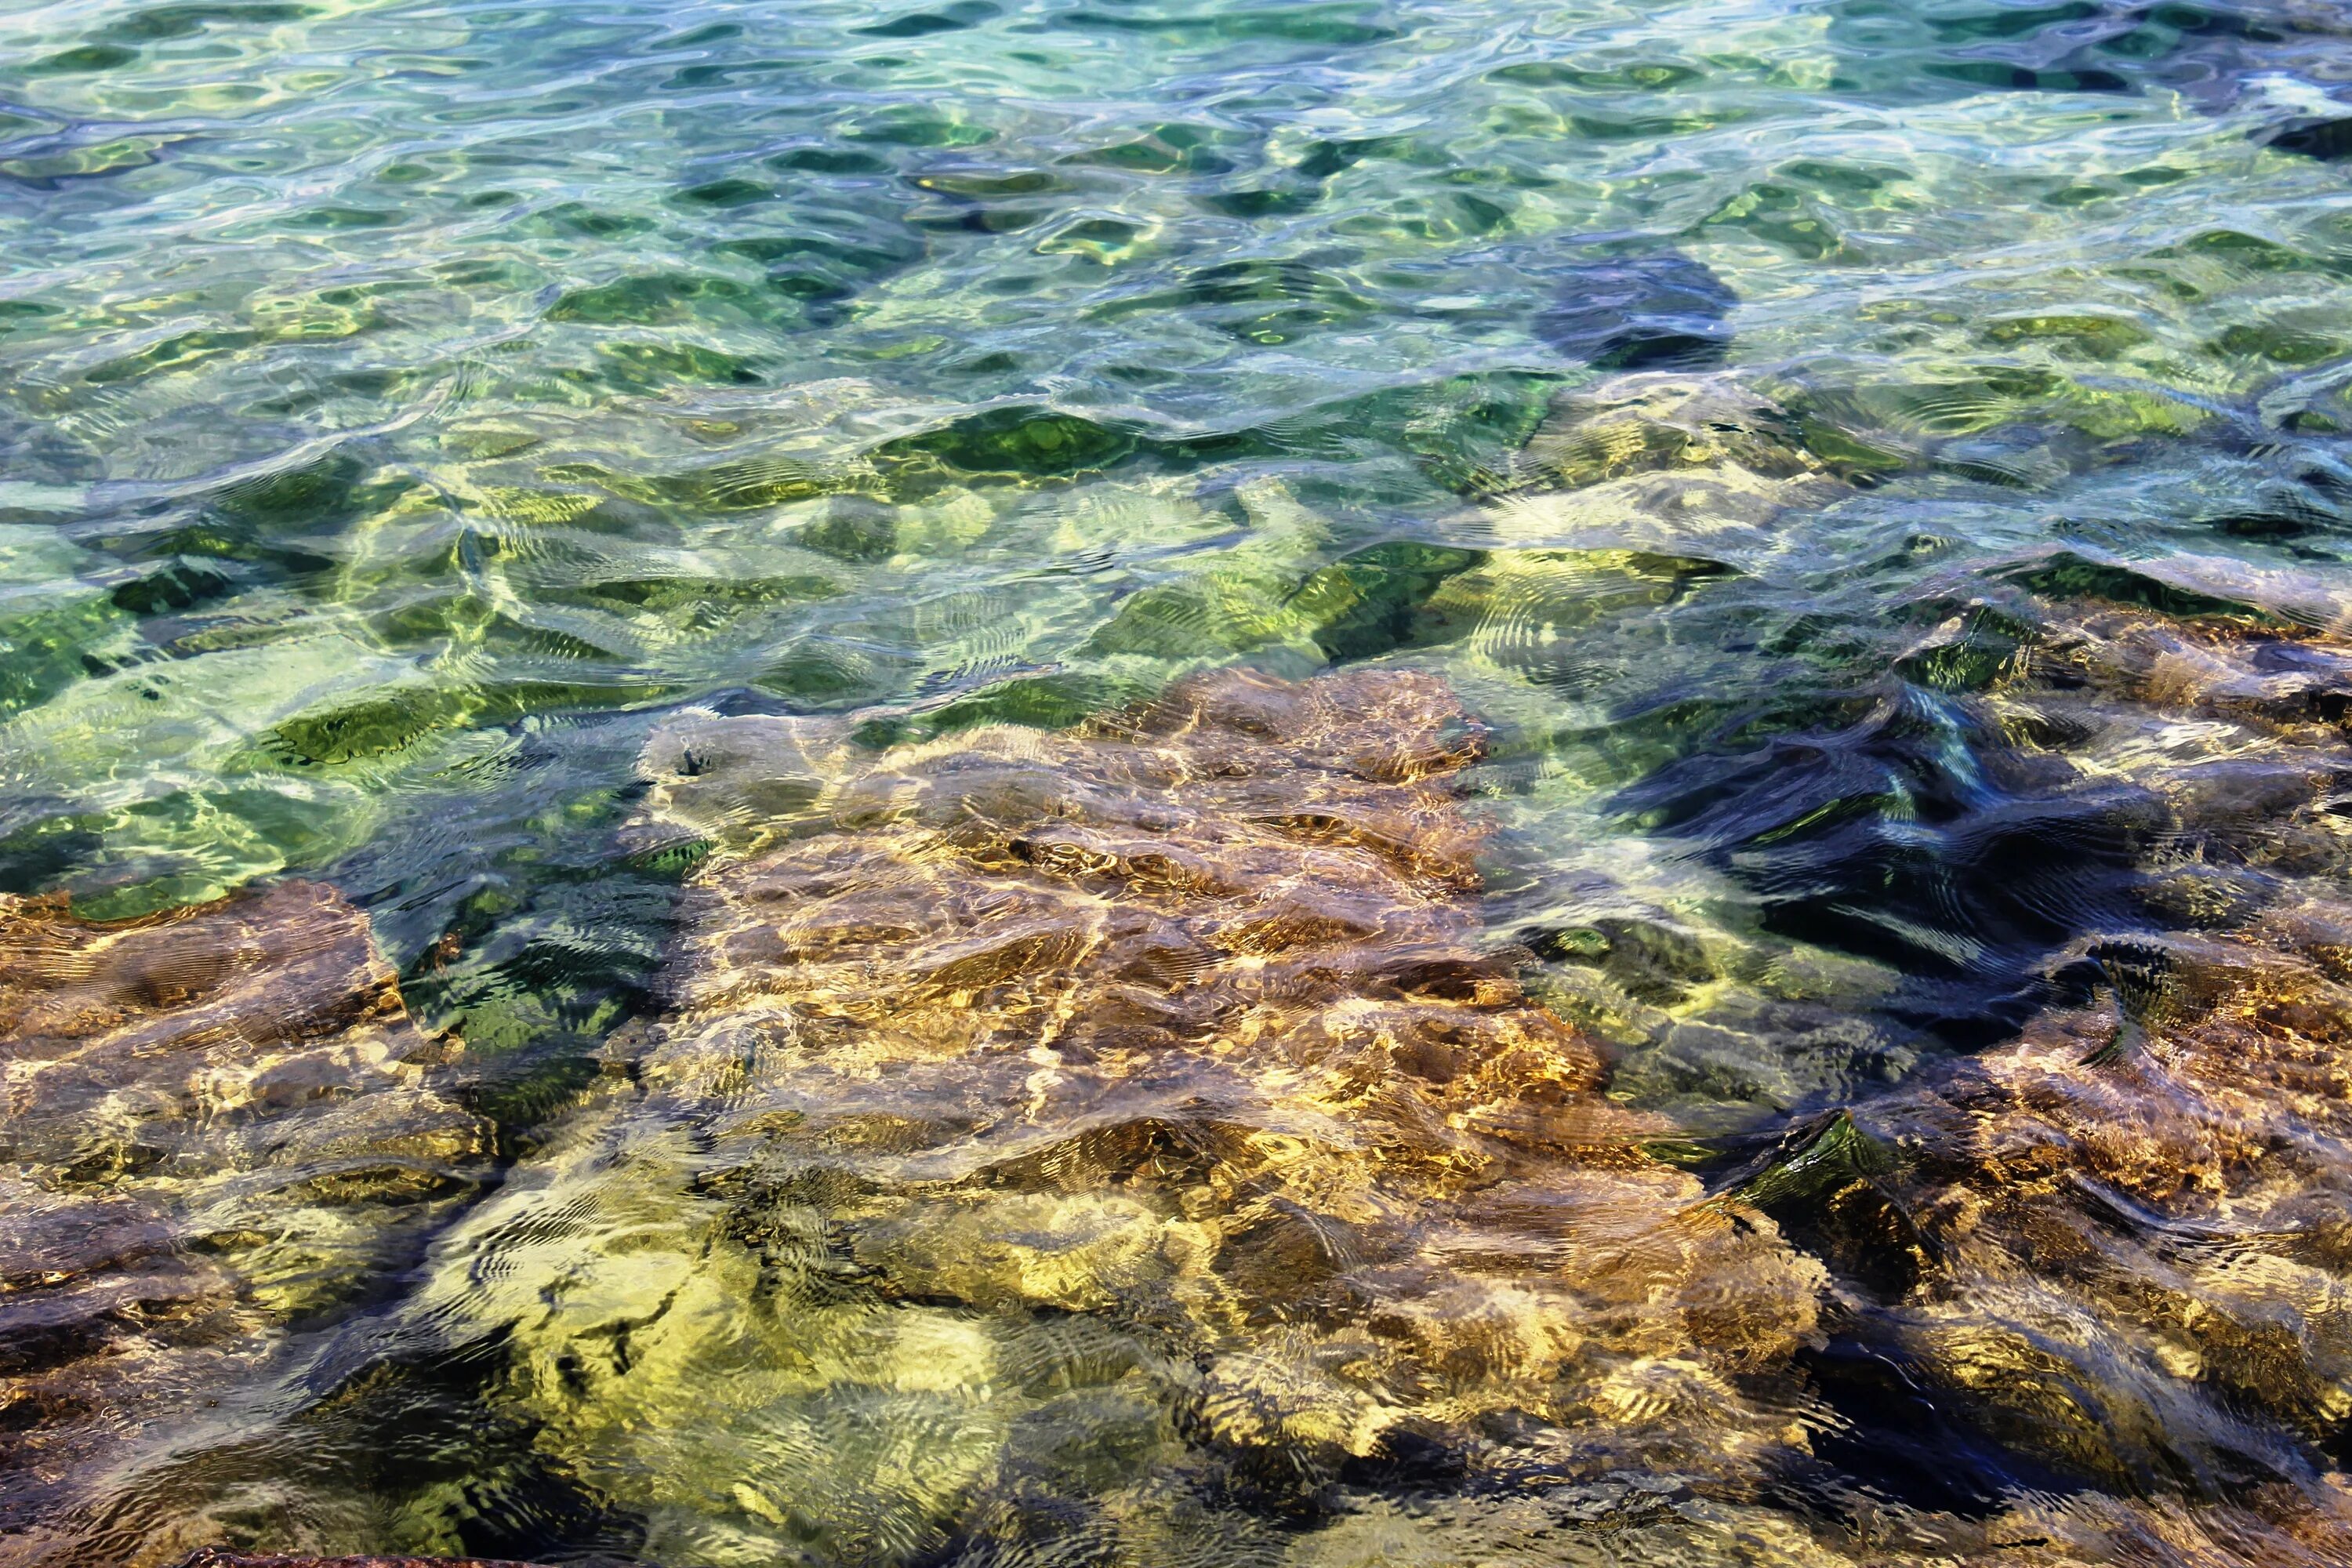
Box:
[11,1,2352,1564]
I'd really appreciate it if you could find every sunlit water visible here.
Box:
[10,0,2352,1563]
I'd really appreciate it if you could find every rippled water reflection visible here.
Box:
[10,0,2352,1563]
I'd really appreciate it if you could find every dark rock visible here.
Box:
[1535,252,1735,371]
[2267,114,2352,162]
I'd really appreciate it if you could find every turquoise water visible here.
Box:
[12,1,2352,1563]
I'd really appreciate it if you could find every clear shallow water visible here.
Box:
[11,0,2352,1563]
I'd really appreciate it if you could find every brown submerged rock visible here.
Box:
[1229,397,2352,1562]
[658,667,1823,1439]
[0,881,490,1559]
[1832,908,2352,1486]
[416,666,1827,1564]
[412,629,2352,1565]
[1699,607,2352,1559]
[172,1551,544,1568]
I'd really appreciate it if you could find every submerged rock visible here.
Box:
[1469,371,1847,558]
[172,1552,545,1568]
[413,666,1828,1564]
[2267,114,2352,162]
[1858,915,2352,1468]
[1534,251,1737,372]
[1282,1471,2352,1567]
[0,882,490,1559]
[1693,607,2352,1553]
[79,619,2345,1566]
[1399,376,2352,1559]
[1702,897,2352,1564]
[400,601,2352,1566]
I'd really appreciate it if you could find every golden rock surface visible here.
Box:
[409,643,2352,1565]
[416,667,1828,1565]
[0,882,489,1563]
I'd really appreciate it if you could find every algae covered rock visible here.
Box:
[0,881,491,1553]
[412,666,1828,1565]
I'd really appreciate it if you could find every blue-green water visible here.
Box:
[12,1,2352,1563]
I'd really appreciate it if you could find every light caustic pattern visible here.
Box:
[14,0,2352,1564]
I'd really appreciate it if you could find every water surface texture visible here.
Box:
[11,0,2352,1563]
